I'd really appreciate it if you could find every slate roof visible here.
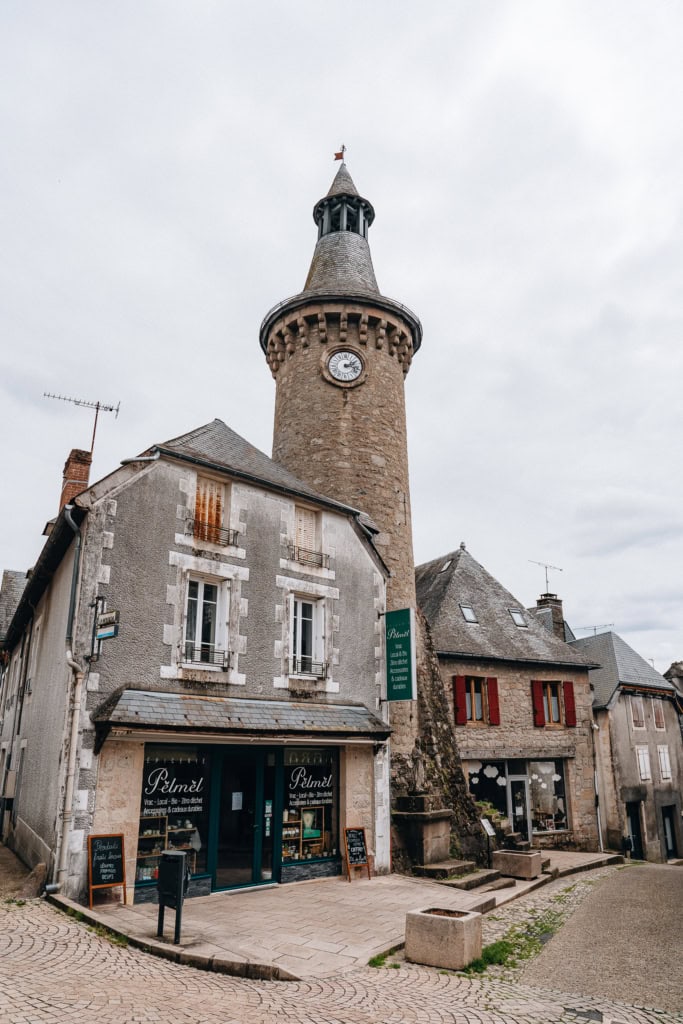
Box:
[326,162,360,198]
[91,690,390,742]
[530,605,576,642]
[154,418,360,515]
[304,230,380,296]
[570,631,676,708]
[415,545,592,668]
[259,164,422,353]
[0,570,27,643]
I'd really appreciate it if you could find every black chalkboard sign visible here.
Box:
[87,834,127,907]
[343,827,371,881]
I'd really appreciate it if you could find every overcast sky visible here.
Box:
[2,1,681,671]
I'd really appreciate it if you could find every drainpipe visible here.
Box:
[590,719,604,853]
[54,504,85,891]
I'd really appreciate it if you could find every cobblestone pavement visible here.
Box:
[2,867,682,1024]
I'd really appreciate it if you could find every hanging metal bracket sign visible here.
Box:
[96,610,120,641]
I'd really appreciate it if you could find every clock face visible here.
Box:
[328,350,363,383]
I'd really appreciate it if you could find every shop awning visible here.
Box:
[92,689,391,752]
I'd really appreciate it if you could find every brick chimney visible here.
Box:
[536,593,566,641]
[59,449,92,511]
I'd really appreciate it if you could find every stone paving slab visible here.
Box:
[49,851,622,981]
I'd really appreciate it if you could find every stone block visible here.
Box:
[405,907,482,970]
[492,849,543,879]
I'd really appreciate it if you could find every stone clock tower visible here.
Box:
[261,163,482,860]
[260,163,421,616]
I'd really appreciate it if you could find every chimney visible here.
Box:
[59,449,92,511]
[536,593,566,641]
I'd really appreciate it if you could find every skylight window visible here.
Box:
[439,560,452,573]
[509,608,527,627]
[460,604,478,623]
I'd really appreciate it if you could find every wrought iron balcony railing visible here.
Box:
[289,657,328,679]
[182,643,230,670]
[287,544,329,569]
[185,518,239,547]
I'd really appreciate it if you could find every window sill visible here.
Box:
[180,662,227,674]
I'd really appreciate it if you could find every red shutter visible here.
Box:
[453,676,467,725]
[486,677,500,725]
[563,680,577,727]
[531,679,545,727]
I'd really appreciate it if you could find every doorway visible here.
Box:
[508,776,531,842]
[662,806,678,859]
[625,801,644,860]
[208,747,278,890]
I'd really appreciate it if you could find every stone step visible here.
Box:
[481,876,517,892]
[413,859,477,880]
[439,868,501,891]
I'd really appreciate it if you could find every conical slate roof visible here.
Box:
[326,162,359,197]
[259,164,422,352]
[570,631,675,708]
[415,545,592,667]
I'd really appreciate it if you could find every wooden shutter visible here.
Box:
[563,681,577,727]
[531,679,545,727]
[453,676,467,725]
[486,677,500,725]
[195,478,223,543]
[295,507,317,551]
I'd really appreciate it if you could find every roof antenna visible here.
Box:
[574,623,615,636]
[529,559,563,594]
[44,393,120,455]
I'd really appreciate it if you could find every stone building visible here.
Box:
[0,420,391,901]
[571,631,683,861]
[415,544,600,850]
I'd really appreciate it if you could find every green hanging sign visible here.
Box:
[385,608,417,701]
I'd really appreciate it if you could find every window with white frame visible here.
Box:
[183,576,229,669]
[657,745,672,780]
[289,595,325,676]
[652,699,666,730]
[636,745,651,781]
[630,695,645,729]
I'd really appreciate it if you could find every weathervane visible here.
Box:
[334,144,346,161]
[529,559,563,593]
[44,392,120,455]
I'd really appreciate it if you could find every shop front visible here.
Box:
[465,758,570,843]
[91,690,390,903]
[134,743,341,898]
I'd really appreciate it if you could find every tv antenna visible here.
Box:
[44,393,120,455]
[529,559,563,593]
[575,623,614,636]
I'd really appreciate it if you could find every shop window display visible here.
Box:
[136,745,210,882]
[282,747,338,862]
[529,760,567,832]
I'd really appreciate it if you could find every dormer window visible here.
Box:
[460,604,478,624]
[509,608,527,627]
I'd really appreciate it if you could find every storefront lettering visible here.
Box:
[144,767,205,796]
[289,766,332,791]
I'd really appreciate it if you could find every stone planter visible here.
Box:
[405,907,482,970]
[492,849,543,879]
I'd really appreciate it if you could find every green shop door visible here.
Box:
[208,748,279,889]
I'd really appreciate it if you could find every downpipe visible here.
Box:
[54,505,85,891]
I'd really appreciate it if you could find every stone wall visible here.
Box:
[436,656,599,850]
